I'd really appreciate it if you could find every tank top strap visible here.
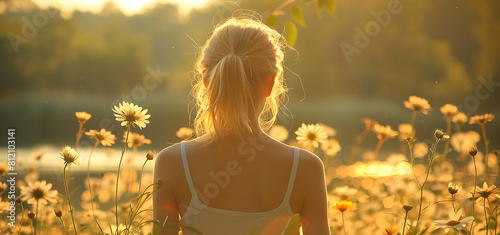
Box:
[283,147,299,202]
[180,141,197,197]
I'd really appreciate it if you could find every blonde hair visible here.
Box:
[191,16,287,141]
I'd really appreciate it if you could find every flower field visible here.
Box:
[0,96,498,235]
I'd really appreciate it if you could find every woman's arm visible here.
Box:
[299,150,331,235]
[153,146,181,235]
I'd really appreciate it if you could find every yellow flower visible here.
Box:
[333,186,357,200]
[85,129,117,146]
[413,142,428,158]
[452,112,468,125]
[321,138,341,156]
[59,146,80,165]
[29,147,49,162]
[318,123,337,137]
[469,182,500,201]
[332,200,353,212]
[450,131,480,154]
[19,180,59,205]
[372,124,398,140]
[433,208,474,233]
[123,132,151,148]
[268,125,289,142]
[361,117,378,130]
[0,183,7,195]
[440,104,458,118]
[295,123,328,148]
[434,129,450,140]
[398,123,415,141]
[384,227,399,235]
[176,127,194,140]
[404,96,431,114]
[0,162,9,177]
[112,101,150,129]
[75,111,92,124]
[448,182,462,195]
[469,113,495,125]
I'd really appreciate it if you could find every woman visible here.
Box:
[153,15,330,235]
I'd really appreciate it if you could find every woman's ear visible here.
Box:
[263,75,275,97]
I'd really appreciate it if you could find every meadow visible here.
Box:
[1,96,498,234]
[1,0,499,234]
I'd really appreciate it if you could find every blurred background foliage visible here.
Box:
[0,0,499,156]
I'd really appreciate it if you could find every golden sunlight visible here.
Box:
[32,0,211,16]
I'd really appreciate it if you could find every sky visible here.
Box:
[31,0,212,17]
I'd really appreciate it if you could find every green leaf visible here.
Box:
[416,226,429,235]
[281,214,301,235]
[325,0,337,17]
[285,22,298,47]
[291,6,306,27]
[265,15,279,28]
[316,0,326,16]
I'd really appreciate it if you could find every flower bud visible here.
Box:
[403,205,413,212]
[156,178,163,188]
[54,206,62,218]
[469,147,478,157]
[146,150,155,161]
[27,211,36,220]
[15,197,22,204]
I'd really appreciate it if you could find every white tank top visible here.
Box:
[178,141,300,235]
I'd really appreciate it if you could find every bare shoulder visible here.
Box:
[154,142,183,184]
[296,148,325,173]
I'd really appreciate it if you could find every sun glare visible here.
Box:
[32,0,211,17]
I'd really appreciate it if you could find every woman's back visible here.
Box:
[154,134,329,234]
[178,135,299,234]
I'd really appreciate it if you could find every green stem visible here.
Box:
[410,111,417,128]
[64,164,78,235]
[124,159,148,233]
[470,157,477,235]
[341,212,348,235]
[373,139,385,159]
[18,203,25,235]
[137,159,148,196]
[34,200,38,235]
[402,211,408,235]
[451,194,455,212]
[484,198,488,235]
[87,142,99,221]
[59,217,67,235]
[351,129,370,158]
[75,123,83,150]
[443,118,451,156]
[115,125,131,235]
[415,139,439,230]
[480,124,489,181]
[30,219,34,235]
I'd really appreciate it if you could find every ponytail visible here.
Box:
[191,16,287,142]
[203,54,258,139]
